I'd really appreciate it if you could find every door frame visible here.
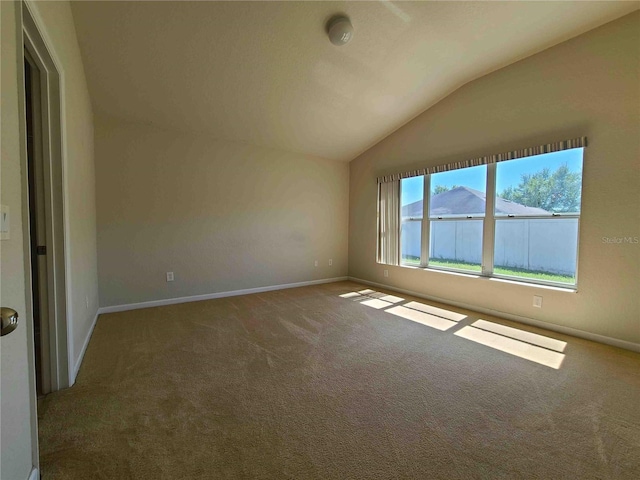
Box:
[24,47,53,396]
[20,0,71,395]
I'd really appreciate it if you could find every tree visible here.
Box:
[499,164,581,212]
[432,184,458,195]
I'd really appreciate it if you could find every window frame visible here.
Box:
[393,150,583,289]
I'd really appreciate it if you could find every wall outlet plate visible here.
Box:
[383,269,389,277]
[166,272,174,282]
[533,295,543,308]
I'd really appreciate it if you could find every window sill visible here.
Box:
[488,275,577,293]
[396,263,578,293]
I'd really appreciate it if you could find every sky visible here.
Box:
[401,148,584,206]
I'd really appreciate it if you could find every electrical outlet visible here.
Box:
[166,272,174,282]
[314,260,318,267]
[533,295,542,308]
[384,269,389,278]
[329,259,333,266]
[85,296,89,309]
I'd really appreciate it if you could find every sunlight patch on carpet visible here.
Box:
[471,319,567,353]
[386,305,458,331]
[340,292,463,328]
[361,298,394,309]
[340,292,362,299]
[379,294,404,304]
[403,301,467,322]
[455,325,565,369]
[341,290,403,305]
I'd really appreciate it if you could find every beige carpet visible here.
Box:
[38,281,640,479]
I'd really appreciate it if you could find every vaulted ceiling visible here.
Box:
[71,1,638,161]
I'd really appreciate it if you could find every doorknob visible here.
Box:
[1,308,19,336]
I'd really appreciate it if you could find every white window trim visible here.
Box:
[393,153,582,289]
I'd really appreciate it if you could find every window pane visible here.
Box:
[429,219,482,272]
[430,165,487,218]
[401,221,421,265]
[401,176,423,265]
[496,148,583,216]
[494,218,578,284]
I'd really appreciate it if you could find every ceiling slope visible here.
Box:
[71,1,638,161]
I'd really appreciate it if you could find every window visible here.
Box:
[429,165,486,273]
[400,176,423,266]
[378,141,584,287]
[493,149,582,284]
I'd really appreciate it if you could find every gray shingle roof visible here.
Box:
[401,186,549,217]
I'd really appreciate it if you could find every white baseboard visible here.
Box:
[67,277,348,385]
[28,467,39,480]
[348,276,640,353]
[72,309,100,384]
[99,276,349,314]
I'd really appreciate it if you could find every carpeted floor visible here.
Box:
[38,281,640,479]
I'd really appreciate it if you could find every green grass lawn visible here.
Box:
[428,259,481,273]
[401,256,575,284]
[401,255,422,266]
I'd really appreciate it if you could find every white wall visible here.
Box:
[349,12,640,345]
[95,117,349,307]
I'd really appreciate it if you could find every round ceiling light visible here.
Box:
[327,15,354,46]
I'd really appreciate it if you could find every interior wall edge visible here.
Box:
[70,308,100,385]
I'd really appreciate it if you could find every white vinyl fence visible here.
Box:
[401,218,578,275]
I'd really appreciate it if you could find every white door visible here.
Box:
[1,1,40,479]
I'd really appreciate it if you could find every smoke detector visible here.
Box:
[327,15,354,46]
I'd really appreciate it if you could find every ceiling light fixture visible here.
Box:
[327,15,354,46]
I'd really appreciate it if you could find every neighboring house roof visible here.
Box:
[401,186,549,217]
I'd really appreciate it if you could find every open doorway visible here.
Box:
[24,51,51,398]
[22,1,71,394]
